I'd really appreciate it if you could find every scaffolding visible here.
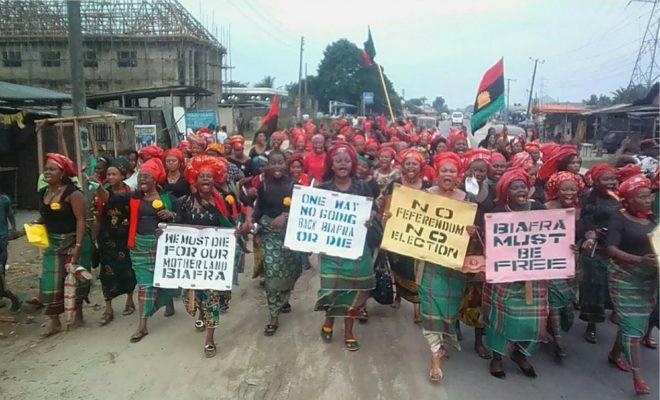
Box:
[0,0,219,46]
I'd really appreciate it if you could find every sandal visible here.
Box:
[98,312,114,327]
[130,330,149,343]
[510,351,537,378]
[164,301,175,317]
[122,305,135,316]
[489,359,506,379]
[264,324,278,336]
[204,343,217,358]
[642,336,658,349]
[195,320,205,332]
[321,326,333,342]
[40,326,62,338]
[281,303,292,314]
[9,298,22,315]
[429,353,444,382]
[344,338,360,351]
[607,353,630,372]
[475,345,492,359]
[634,378,651,395]
[584,329,597,344]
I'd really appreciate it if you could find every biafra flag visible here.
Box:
[255,95,280,139]
[471,58,504,132]
[361,27,376,68]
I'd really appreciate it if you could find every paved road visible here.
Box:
[0,240,657,400]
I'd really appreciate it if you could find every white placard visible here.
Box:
[153,224,236,290]
[284,185,372,259]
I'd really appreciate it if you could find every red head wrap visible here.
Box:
[304,121,317,135]
[586,163,616,186]
[287,152,307,171]
[463,148,492,171]
[524,141,540,153]
[325,142,358,177]
[229,135,245,150]
[205,143,225,155]
[491,152,506,163]
[619,174,652,200]
[510,151,535,171]
[198,127,211,134]
[271,131,287,141]
[537,145,579,180]
[163,148,185,167]
[397,148,426,167]
[140,157,166,184]
[545,171,584,201]
[446,130,468,151]
[138,145,164,161]
[540,142,559,161]
[187,133,207,148]
[433,152,463,174]
[184,155,228,186]
[177,140,191,154]
[353,134,366,143]
[365,139,380,151]
[510,134,526,148]
[616,164,643,184]
[45,153,77,177]
[496,167,532,205]
[378,146,397,159]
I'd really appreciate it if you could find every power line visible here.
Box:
[629,0,660,87]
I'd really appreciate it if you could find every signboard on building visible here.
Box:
[134,124,158,149]
[185,110,218,132]
[363,92,374,105]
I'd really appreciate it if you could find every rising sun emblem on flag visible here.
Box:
[477,90,491,109]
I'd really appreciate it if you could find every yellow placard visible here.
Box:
[24,224,49,248]
[381,184,478,270]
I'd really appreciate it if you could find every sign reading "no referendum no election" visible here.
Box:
[484,208,575,283]
[153,224,236,290]
[284,185,372,259]
[381,184,477,270]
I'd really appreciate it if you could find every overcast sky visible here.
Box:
[181,0,652,108]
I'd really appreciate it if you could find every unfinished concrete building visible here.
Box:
[0,0,224,108]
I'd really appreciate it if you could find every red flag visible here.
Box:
[259,95,280,139]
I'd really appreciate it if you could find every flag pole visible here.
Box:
[376,63,396,123]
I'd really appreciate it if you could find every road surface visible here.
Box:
[0,236,657,400]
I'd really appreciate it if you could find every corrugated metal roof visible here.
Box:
[0,81,71,105]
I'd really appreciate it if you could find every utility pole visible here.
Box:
[505,78,516,123]
[67,0,85,117]
[526,57,544,119]
[296,36,304,120]
[304,63,308,109]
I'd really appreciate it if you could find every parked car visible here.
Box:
[451,111,464,125]
[602,131,629,154]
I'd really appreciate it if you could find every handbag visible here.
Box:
[371,251,394,305]
[24,224,49,248]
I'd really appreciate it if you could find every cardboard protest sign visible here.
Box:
[284,185,372,259]
[485,208,575,283]
[153,224,236,290]
[380,184,477,270]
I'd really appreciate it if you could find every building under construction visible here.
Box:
[0,0,224,108]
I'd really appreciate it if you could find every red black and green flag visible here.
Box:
[471,58,505,132]
[256,95,279,139]
[361,27,376,68]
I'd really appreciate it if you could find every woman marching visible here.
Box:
[177,155,248,357]
[605,174,658,395]
[373,146,400,194]
[94,158,136,326]
[251,151,302,336]
[484,167,548,379]
[38,153,93,337]
[315,143,375,351]
[415,152,473,381]
[162,148,191,200]
[382,148,432,324]
[544,171,585,358]
[579,163,620,344]
[127,157,178,343]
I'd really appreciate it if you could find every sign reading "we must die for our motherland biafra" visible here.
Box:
[381,184,477,270]
[484,208,576,283]
[284,185,373,259]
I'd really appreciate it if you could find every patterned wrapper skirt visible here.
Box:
[483,281,548,356]
[130,234,178,319]
[40,232,92,316]
[608,262,658,339]
[548,278,576,332]
[419,262,466,350]
[98,232,136,301]
[578,252,612,323]
[388,252,419,304]
[315,246,374,317]
[260,215,302,319]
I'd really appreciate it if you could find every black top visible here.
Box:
[249,146,267,159]
[100,188,131,241]
[137,199,161,235]
[605,211,656,256]
[319,178,371,197]
[176,194,230,227]
[255,176,294,220]
[581,191,621,248]
[162,174,191,200]
[531,180,547,204]
[383,178,432,197]
[490,201,547,214]
[363,178,381,199]
[230,157,253,178]
[39,184,79,234]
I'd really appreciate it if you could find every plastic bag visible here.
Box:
[24,223,49,248]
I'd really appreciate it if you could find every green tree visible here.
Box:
[583,94,612,107]
[224,80,248,87]
[432,96,449,113]
[254,75,276,88]
[611,84,648,104]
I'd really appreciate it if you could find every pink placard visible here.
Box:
[485,208,575,283]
